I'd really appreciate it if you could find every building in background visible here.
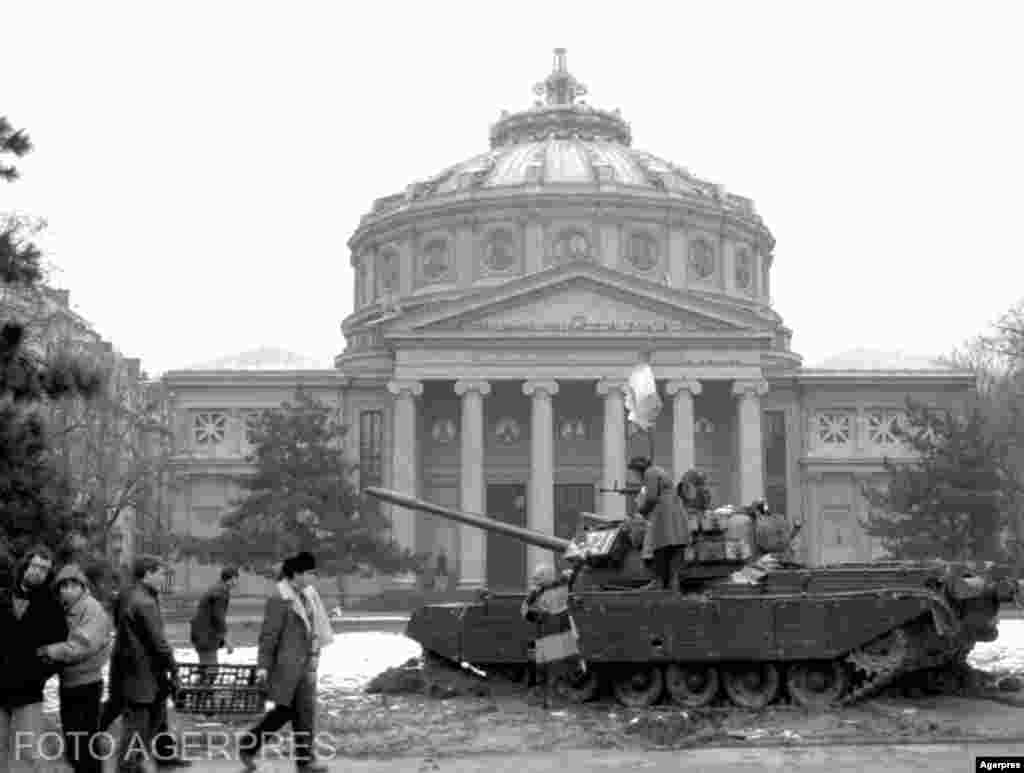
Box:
[2,282,158,565]
[162,51,973,596]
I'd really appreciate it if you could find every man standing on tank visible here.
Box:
[626,456,690,589]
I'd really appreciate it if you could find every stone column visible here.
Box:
[666,379,702,481]
[732,378,769,505]
[454,379,491,590]
[597,379,629,517]
[386,380,423,562]
[523,380,559,576]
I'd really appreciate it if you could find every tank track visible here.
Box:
[839,623,974,706]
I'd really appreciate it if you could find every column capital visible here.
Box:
[596,378,628,397]
[666,378,702,397]
[732,378,769,398]
[387,379,423,398]
[523,379,559,398]
[454,379,492,397]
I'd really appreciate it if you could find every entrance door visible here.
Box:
[486,484,527,591]
[554,484,596,540]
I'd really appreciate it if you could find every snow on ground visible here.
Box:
[968,620,1024,673]
[39,620,1024,714]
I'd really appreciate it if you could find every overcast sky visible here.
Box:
[2,1,1022,376]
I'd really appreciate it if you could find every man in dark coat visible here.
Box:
[0,545,68,767]
[108,555,185,772]
[627,456,690,589]
[189,566,238,681]
[240,552,328,772]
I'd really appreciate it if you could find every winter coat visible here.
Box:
[108,583,176,705]
[257,581,324,706]
[189,580,231,651]
[48,564,114,688]
[637,464,690,558]
[0,579,68,708]
[521,579,579,665]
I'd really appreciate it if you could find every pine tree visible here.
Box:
[862,396,1008,562]
[186,387,422,577]
[1,116,104,556]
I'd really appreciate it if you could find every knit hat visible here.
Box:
[53,563,90,590]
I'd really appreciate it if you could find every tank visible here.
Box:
[365,485,1020,710]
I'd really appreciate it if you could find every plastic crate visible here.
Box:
[173,663,267,716]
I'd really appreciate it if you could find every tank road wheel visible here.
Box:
[664,663,721,708]
[554,666,601,704]
[722,663,782,710]
[786,660,849,710]
[612,665,665,707]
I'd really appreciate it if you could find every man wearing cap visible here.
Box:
[626,455,690,589]
[240,551,332,772]
[38,563,113,773]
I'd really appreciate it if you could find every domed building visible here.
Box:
[164,50,973,596]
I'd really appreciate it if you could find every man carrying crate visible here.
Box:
[189,566,239,685]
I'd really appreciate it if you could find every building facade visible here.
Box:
[163,51,973,594]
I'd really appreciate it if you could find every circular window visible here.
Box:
[689,239,715,280]
[421,239,449,281]
[553,230,590,263]
[627,233,658,271]
[734,248,752,290]
[483,231,517,272]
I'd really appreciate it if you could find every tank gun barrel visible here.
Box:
[364,487,571,553]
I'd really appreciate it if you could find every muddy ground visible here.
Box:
[109,656,1024,760]
[26,621,994,761]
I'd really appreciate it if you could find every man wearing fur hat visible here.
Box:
[38,563,113,773]
[240,551,333,772]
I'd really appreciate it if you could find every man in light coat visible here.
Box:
[240,551,332,772]
[627,456,690,589]
[39,563,113,773]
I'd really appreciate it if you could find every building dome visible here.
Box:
[358,49,765,230]
[344,49,782,355]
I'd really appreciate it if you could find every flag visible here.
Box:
[624,362,662,431]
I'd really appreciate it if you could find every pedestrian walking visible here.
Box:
[239,551,332,772]
[189,567,239,684]
[38,563,114,773]
[107,555,190,772]
[0,545,69,771]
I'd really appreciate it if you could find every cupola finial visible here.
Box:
[532,47,588,106]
